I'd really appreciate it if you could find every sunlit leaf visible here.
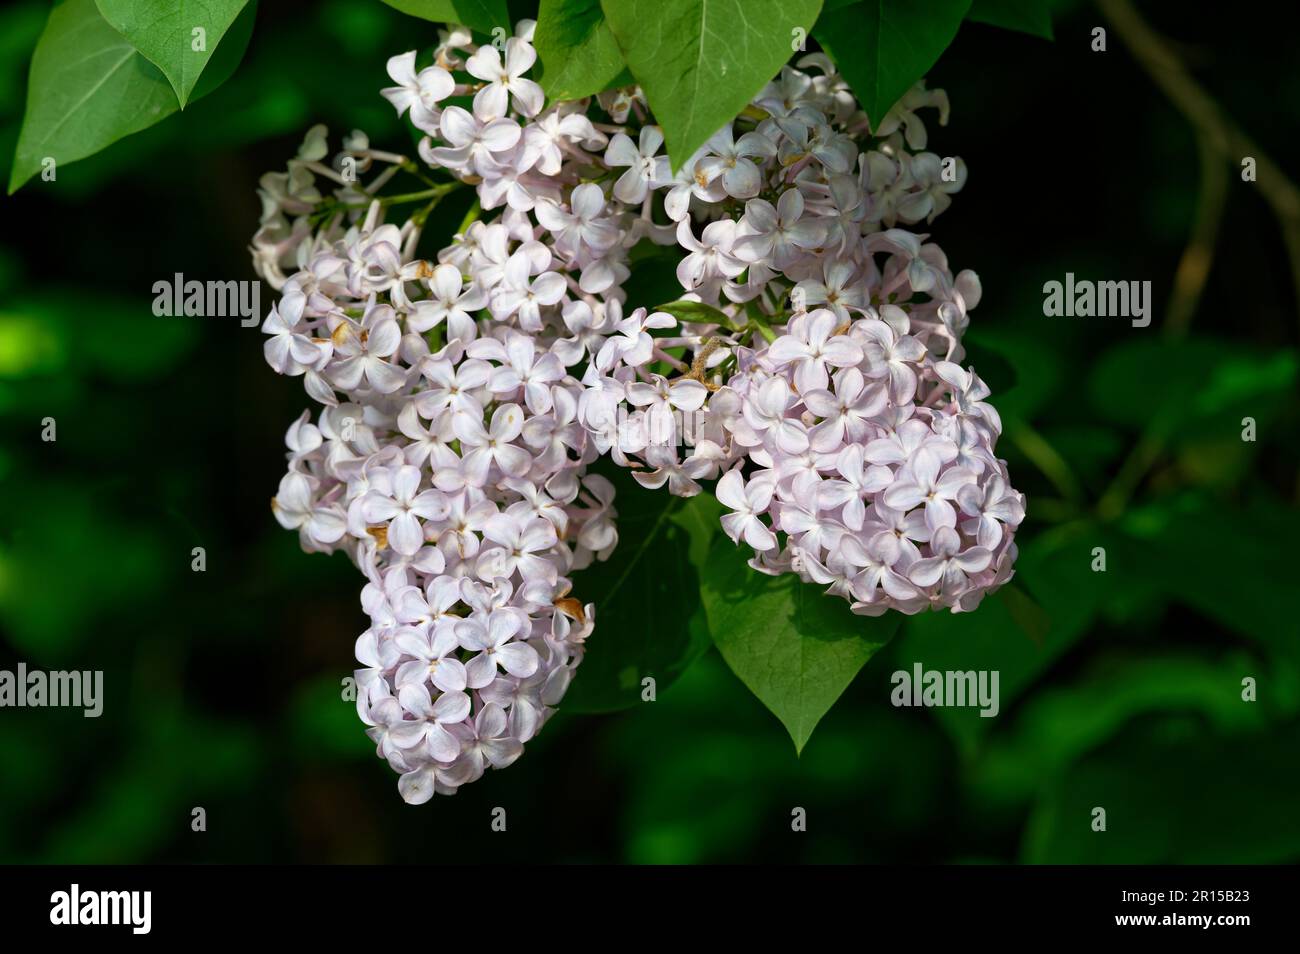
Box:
[534,0,630,101]
[602,0,823,169]
[95,0,252,107]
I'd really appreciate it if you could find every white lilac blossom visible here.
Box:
[251,21,1023,801]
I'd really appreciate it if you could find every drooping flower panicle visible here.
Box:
[251,18,1023,801]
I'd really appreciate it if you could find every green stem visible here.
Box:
[379,182,461,208]
[1097,429,1165,522]
[455,198,482,236]
[398,157,440,188]
[1009,422,1082,507]
[743,301,778,343]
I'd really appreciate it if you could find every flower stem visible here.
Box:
[379,182,462,208]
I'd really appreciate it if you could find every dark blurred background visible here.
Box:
[1,0,1297,863]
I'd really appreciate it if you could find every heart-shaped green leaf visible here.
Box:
[602,0,823,170]
[563,465,722,712]
[95,0,252,107]
[9,0,255,194]
[815,0,970,128]
[701,535,900,752]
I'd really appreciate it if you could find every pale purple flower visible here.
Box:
[480,671,547,742]
[390,682,470,762]
[837,533,919,604]
[381,51,454,129]
[360,464,451,555]
[717,467,777,551]
[428,106,521,176]
[329,303,407,394]
[804,367,888,451]
[523,110,603,175]
[595,307,675,370]
[262,300,329,375]
[415,354,492,418]
[794,259,866,320]
[907,526,992,591]
[742,376,809,454]
[465,38,544,118]
[605,126,671,204]
[453,403,532,485]
[696,126,775,198]
[882,447,976,532]
[733,190,826,268]
[272,472,346,544]
[491,253,567,331]
[455,610,540,687]
[485,331,565,414]
[478,512,559,583]
[766,309,864,393]
[632,443,711,496]
[395,622,468,694]
[859,313,928,404]
[450,703,524,777]
[818,444,894,530]
[676,218,745,289]
[409,263,485,338]
[956,473,1025,549]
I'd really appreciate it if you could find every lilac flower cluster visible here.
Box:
[250,18,1023,800]
[708,312,1024,614]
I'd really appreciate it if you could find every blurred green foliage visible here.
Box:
[0,0,1297,863]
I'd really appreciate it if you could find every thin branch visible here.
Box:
[1098,0,1300,328]
[1164,129,1228,338]
[1093,0,1300,519]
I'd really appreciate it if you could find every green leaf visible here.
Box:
[563,465,721,712]
[889,585,1059,756]
[965,326,1061,425]
[8,0,255,194]
[1119,493,1300,664]
[621,246,685,307]
[602,0,824,170]
[1088,338,1297,441]
[701,535,899,753]
[976,652,1274,805]
[654,298,734,326]
[814,0,970,127]
[94,0,251,107]
[379,0,510,34]
[185,0,256,99]
[534,0,631,101]
[8,0,178,194]
[966,0,1053,40]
